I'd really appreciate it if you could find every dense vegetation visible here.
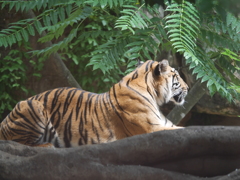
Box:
[0,0,239,116]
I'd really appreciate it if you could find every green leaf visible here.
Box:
[27,25,35,36]
[34,20,43,34]
[21,29,29,42]
[59,7,66,22]
[206,79,214,87]
[226,12,236,27]
[43,15,51,27]
[15,31,22,41]
[208,84,217,96]
[196,70,205,80]
[201,75,210,83]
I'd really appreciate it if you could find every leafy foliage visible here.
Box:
[0,42,31,117]
[61,10,122,92]
[0,0,239,117]
[115,4,149,34]
[165,1,230,99]
[88,3,169,76]
[165,1,200,54]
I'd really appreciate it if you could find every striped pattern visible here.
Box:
[0,60,188,147]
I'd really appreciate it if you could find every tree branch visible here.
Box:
[23,9,81,89]
[167,81,206,124]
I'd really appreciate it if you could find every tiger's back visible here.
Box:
[0,88,118,147]
[0,60,188,147]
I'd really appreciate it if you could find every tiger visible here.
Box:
[0,59,188,147]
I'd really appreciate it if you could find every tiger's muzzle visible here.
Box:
[172,90,187,105]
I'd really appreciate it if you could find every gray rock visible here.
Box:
[1,126,240,180]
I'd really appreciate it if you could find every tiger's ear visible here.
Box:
[136,59,144,67]
[154,59,169,76]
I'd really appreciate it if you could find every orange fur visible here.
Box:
[0,60,188,147]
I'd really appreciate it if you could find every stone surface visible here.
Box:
[194,93,240,117]
[1,126,240,180]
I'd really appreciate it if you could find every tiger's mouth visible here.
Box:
[172,91,187,105]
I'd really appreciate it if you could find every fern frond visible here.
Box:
[221,49,240,62]
[38,6,92,43]
[202,12,240,50]
[0,3,92,50]
[85,0,131,8]
[88,38,128,74]
[165,1,239,101]
[124,29,162,61]
[115,4,150,34]
[36,3,75,32]
[0,18,38,47]
[217,57,240,85]
[31,28,78,57]
[112,4,167,66]
[201,29,240,52]
[0,0,75,12]
[187,45,240,102]
[78,30,116,40]
[0,2,74,47]
[165,1,200,55]
[226,12,240,33]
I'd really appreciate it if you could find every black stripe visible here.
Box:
[84,129,88,144]
[8,111,27,129]
[83,93,92,125]
[43,121,50,142]
[78,115,84,145]
[50,103,62,128]
[87,93,95,115]
[126,79,161,120]
[172,74,177,84]
[17,102,21,111]
[78,113,88,145]
[145,72,154,100]
[14,108,42,135]
[34,135,44,144]
[37,94,44,101]
[63,89,78,116]
[112,85,130,115]
[144,61,155,73]
[118,80,122,89]
[99,93,114,140]
[63,111,73,147]
[109,90,133,137]
[34,94,40,100]
[145,61,151,73]
[150,61,154,69]
[1,128,7,139]
[126,79,153,106]
[110,88,140,129]
[76,92,84,121]
[27,100,45,129]
[132,70,138,80]
[94,95,104,132]
[43,90,52,108]
[91,117,100,143]
[27,109,45,130]
[48,126,55,143]
[50,88,65,114]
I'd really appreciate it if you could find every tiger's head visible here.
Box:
[135,59,188,106]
